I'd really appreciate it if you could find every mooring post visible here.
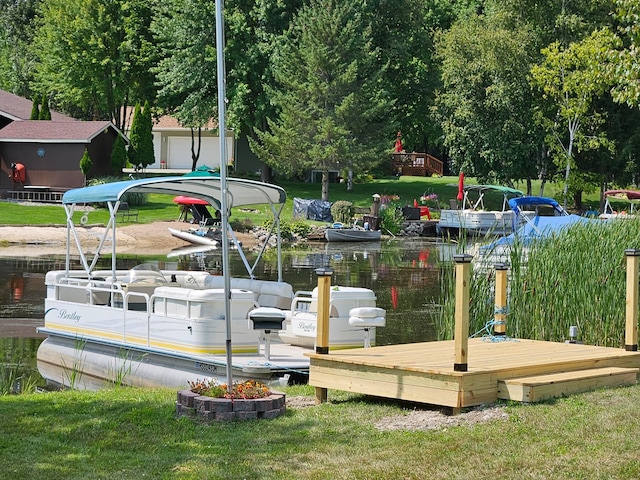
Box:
[453,254,473,372]
[624,249,640,351]
[494,263,508,337]
[314,267,333,404]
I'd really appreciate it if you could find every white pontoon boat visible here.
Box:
[37,176,385,390]
[437,185,526,236]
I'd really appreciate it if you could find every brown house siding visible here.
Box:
[0,129,117,193]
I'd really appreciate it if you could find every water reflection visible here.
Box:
[0,238,445,387]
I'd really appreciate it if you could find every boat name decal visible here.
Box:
[195,362,218,373]
[58,309,82,323]
[294,321,315,334]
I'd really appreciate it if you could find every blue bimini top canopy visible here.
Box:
[63,175,286,210]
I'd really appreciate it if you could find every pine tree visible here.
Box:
[39,94,51,120]
[139,100,155,169]
[110,134,127,174]
[127,102,142,170]
[79,148,93,185]
[30,98,39,120]
[253,0,391,200]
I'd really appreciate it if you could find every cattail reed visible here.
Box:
[435,217,640,347]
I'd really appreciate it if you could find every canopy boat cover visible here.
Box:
[61,175,287,280]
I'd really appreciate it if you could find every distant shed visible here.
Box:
[0,120,125,196]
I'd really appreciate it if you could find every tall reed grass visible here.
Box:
[436,218,640,347]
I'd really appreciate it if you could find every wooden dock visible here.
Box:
[307,251,640,410]
[308,338,640,409]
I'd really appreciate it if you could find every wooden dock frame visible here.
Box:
[308,252,640,412]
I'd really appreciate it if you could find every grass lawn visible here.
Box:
[0,176,606,228]
[1,383,639,479]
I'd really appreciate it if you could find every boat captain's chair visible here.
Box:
[249,307,286,360]
[348,307,386,348]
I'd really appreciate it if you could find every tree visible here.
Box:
[0,0,38,96]
[79,148,92,185]
[608,0,640,107]
[127,102,143,170]
[139,100,155,169]
[110,134,127,173]
[31,0,156,130]
[530,29,616,209]
[30,97,39,120]
[152,0,218,171]
[434,10,545,188]
[39,93,51,120]
[253,0,392,200]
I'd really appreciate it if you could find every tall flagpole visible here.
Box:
[215,0,233,392]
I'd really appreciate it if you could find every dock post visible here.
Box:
[625,249,640,351]
[314,267,333,404]
[494,263,508,336]
[453,254,473,372]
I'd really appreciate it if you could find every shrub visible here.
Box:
[380,204,404,234]
[331,200,354,224]
[189,378,271,399]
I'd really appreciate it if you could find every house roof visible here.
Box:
[0,89,74,121]
[123,106,217,131]
[0,120,121,143]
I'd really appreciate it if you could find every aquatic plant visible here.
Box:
[435,218,640,347]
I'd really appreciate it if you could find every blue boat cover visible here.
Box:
[62,175,286,209]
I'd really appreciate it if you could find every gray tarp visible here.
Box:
[293,197,333,222]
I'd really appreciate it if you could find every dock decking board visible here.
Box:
[308,338,640,408]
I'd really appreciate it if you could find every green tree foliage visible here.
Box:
[31,0,156,130]
[30,97,39,120]
[127,102,142,170]
[530,29,616,208]
[608,0,640,107]
[253,0,393,200]
[79,148,93,185]
[39,94,51,120]
[0,0,38,96]
[365,0,460,154]
[152,0,218,170]
[434,10,544,186]
[139,100,155,169]
[110,134,127,173]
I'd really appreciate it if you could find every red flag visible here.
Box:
[457,172,465,201]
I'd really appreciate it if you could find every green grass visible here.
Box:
[0,176,606,227]
[1,384,640,479]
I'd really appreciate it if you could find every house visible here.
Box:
[0,89,125,199]
[123,107,262,175]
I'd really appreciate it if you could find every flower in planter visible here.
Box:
[188,378,272,399]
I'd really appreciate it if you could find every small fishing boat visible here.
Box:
[37,176,386,390]
[600,189,640,219]
[437,184,527,236]
[324,224,382,242]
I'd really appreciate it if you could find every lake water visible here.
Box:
[0,237,448,389]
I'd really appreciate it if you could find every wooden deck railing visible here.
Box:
[392,153,443,177]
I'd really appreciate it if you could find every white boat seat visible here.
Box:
[203,275,293,309]
[249,307,286,360]
[348,307,386,328]
[348,307,386,348]
[249,307,286,331]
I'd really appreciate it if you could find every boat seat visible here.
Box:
[203,276,293,309]
[249,307,286,360]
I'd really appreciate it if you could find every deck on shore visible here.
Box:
[307,338,640,409]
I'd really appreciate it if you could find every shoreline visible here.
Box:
[0,221,259,257]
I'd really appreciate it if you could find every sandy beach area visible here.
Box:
[0,221,258,257]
